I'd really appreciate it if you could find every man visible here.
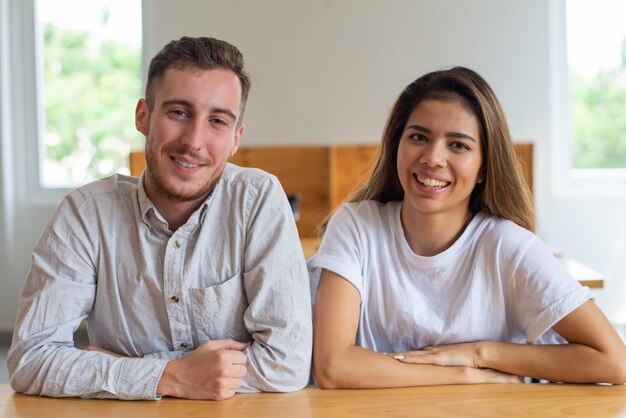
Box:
[7,37,312,400]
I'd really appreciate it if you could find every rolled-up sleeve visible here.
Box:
[237,176,312,392]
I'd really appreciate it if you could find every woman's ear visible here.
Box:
[476,166,486,184]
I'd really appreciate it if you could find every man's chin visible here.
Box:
[158,182,217,203]
[145,163,225,204]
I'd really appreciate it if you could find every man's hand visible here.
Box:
[156,339,248,400]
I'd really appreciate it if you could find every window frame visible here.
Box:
[8,0,145,201]
[4,0,69,204]
[550,0,626,198]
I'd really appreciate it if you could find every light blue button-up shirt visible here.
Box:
[8,164,312,399]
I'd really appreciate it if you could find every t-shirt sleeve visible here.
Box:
[307,205,366,302]
[509,235,593,343]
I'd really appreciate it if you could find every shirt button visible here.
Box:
[173,240,182,249]
[179,342,188,350]
[170,296,180,303]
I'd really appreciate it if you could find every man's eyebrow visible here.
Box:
[211,107,238,122]
[160,99,238,121]
[161,98,193,108]
[405,124,477,142]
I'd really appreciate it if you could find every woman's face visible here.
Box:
[396,98,483,220]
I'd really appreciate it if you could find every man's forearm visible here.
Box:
[8,344,168,399]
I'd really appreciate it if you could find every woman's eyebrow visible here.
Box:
[405,124,476,142]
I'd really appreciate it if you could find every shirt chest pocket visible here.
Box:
[189,272,250,343]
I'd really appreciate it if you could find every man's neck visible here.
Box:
[153,198,204,232]
[143,181,209,232]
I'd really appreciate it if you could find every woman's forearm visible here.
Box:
[477,341,626,384]
[314,344,517,389]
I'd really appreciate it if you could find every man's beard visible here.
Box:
[145,145,226,203]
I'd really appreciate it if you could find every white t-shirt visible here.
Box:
[308,200,592,354]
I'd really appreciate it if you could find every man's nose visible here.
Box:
[180,118,205,151]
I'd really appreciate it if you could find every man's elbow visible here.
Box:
[9,368,40,396]
[245,357,311,393]
[278,373,310,392]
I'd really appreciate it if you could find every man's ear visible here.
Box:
[135,99,149,136]
[229,123,245,158]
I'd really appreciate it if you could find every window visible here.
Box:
[558,0,626,195]
[36,0,142,188]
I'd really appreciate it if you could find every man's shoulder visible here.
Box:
[221,163,279,189]
[68,174,138,204]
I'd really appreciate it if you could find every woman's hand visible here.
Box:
[391,344,521,384]
[391,342,483,368]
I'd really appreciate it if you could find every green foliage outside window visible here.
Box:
[570,38,626,169]
[42,22,142,186]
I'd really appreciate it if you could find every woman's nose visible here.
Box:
[419,143,446,167]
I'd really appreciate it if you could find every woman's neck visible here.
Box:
[400,203,473,257]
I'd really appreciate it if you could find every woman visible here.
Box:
[308,67,626,388]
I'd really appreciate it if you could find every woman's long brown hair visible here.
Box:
[320,67,534,234]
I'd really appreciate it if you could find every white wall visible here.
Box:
[1,0,624,330]
[144,0,549,148]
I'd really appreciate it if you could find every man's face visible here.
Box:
[135,67,244,205]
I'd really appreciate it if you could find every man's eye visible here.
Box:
[169,109,188,118]
[211,118,228,127]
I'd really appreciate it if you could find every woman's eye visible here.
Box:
[451,142,470,151]
[409,134,428,142]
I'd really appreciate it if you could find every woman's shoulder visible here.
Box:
[333,200,400,227]
[471,212,539,253]
[340,199,400,217]
[474,212,534,237]
[322,200,401,242]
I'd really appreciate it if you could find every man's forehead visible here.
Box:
[161,66,241,89]
[155,67,242,110]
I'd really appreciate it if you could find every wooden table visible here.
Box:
[2,383,626,418]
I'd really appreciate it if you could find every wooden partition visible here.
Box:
[129,143,532,238]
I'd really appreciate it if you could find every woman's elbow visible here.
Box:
[608,354,626,385]
[313,355,345,389]
[597,349,626,385]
